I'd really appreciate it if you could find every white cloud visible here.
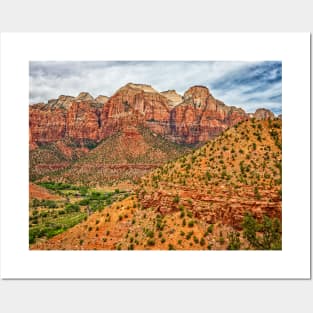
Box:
[29,61,281,114]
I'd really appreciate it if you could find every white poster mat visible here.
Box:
[0,33,310,279]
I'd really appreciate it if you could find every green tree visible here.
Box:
[242,213,281,250]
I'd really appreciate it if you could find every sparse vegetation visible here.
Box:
[30,117,281,251]
[242,213,282,250]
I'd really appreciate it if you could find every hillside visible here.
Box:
[31,118,282,250]
[139,118,282,230]
[29,140,90,181]
[29,84,277,184]
[44,125,191,186]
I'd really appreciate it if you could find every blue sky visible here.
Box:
[30,61,282,114]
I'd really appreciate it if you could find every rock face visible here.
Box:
[99,83,171,138]
[47,95,75,109]
[30,84,268,147]
[75,92,94,102]
[253,108,275,120]
[29,105,67,145]
[95,95,109,104]
[161,90,183,107]
[66,101,101,142]
[169,86,248,144]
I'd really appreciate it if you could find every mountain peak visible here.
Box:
[95,95,109,104]
[75,92,94,101]
[120,83,158,93]
[161,90,183,107]
[183,85,211,108]
[47,95,74,108]
[184,85,210,97]
[253,108,275,120]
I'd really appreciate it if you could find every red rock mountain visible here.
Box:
[30,83,261,148]
[253,108,275,120]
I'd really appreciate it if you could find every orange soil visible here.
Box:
[29,182,62,200]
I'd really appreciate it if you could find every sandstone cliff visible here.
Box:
[30,83,256,147]
[161,90,183,107]
[169,86,248,144]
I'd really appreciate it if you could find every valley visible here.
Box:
[29,83,282,250]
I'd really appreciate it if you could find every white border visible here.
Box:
[0,33,310,279]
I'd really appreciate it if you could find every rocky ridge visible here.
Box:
[30,83,273,148]
[138,118,282,230]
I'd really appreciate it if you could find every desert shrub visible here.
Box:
[173,194,180,204]
[242,213,281,250]
[146,230,154,238]
[187,211,193,218]
[227,231,241,250]
[147,239,155,246]
[254,187,261,200]
[186,231,194,240]
[188,220,194,228]
[168,244,175,250]
[207,224,214,233]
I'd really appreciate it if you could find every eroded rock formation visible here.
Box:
[29,83,274,148]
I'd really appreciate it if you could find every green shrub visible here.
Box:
[200,238,205,246]
[147,239,155,246]
[173,194,180,204]
[242,213,282,250]
[168,244,175,250]
[79,198,90,205]
[207,224,214,233]
[227,231,241,250]
[219,236,225,244]
[65,203,80,213]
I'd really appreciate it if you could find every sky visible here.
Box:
[29,61,282,114]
